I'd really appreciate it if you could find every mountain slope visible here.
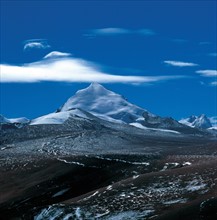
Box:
[30,109,95,125]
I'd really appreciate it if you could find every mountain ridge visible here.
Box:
[1,83,216,134]
[36,83,187,132]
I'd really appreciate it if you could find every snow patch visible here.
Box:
[75,207,82,219]
[183,162,192,166]
[130,122,180,134]
[186,179,207,192]
[106,210,155,219]
[95,156,149,166]
[52,188,70,198]
[133,175,140,179]
[163,198,187,205]
[62,214,74,220]
[95,210,110,218]
[162,162,180,171]
[57,158,85,167]
[83,191,99,201]
[34,206,64,220]
[106,185,113,190]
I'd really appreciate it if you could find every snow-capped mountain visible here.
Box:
[0,114,30,124]
[58,82,153,124]
[179,114,212,129]
[28,83,188,133]
[32,82,149,125]
[209,116,217,127]
[8,117,30,124]
[0,114,30,128]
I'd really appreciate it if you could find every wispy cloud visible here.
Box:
[196,70,217,86]
[44,51,71,59]
[210,81,217,86]
[196,70,217,77]
[23,39,50,51]
[86,28,155,36]
[1,54,183,84]
[164,60,198,67]
[92,28,129,35]
[208,53,217,57]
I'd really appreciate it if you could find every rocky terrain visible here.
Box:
[0,115,216,219]
[0,84,216,219]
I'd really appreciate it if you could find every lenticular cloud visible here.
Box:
[1,55,183,84]
[164,60,198,67]
[23,39,50,51]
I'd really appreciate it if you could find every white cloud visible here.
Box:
[87,28,155,36]
[0,56,183,84]
[44,51,71,59]
[208,53,217,57]
[23,39,50,50]
[93,28,130,35]
[196,70,217,77]
[164,60,198,67]
[210,81,217,86]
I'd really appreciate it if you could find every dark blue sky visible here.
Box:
[1,0,216,119]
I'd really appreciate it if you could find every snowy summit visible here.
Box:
[58,82,150,123]
[179,114,212,129]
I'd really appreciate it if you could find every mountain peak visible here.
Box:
[179,114,212,129]
[59,83,147,123]
[198,114,207,119]
[89,82,103,88]
[75,82,112,97]
[87,82,110,93]
[192,114,212,129]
